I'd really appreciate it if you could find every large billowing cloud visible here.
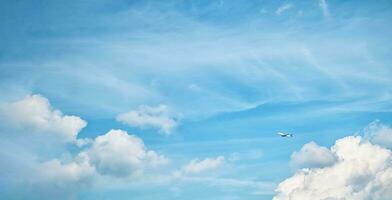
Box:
[290,141,337,169]
[0,94,86,142]
[183,156,225,174]
[274,136,392,200]
[116,104,178,135]
[82,129,168,177]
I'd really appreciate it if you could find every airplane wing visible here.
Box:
[277,132,293,137]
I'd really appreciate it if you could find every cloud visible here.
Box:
[116,105,178,135]
[0,128,169,198]
[75,138,93,147]
[0,94,86,142]
[364,120,392,148]
[274,136,392,200]
[319,0,330,17]
[290,141,337,169]
[0,94,172,198]
[183,156,225,174]
[83,129,168,177]
[0,148,96,199]
[275,3,292,15]
[36,157,95,186]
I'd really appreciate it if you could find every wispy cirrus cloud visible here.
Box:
[275,3,293,15]
[1,1,392,199]
[319,0,330,18]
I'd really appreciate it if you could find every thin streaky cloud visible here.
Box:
[275,3,293,15]
[319,0,330,17]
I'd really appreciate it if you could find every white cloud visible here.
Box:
[0,129,169,198]
[183,156,225,174]
[319,0,330,17]
[83,129,168,177]
[290,141,337,169]
[36,157,95,186]
[0,151,97,199]
[0,95,172,198]
[364,120,392,148]
[274,136,392,200]
[0,94,86,142]
[75,138,93,148]
[116,105,178,135]
[275,3,292,15]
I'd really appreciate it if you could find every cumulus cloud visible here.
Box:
[0,129,170,199]
[83,129,168,177]
[0,95,173,199]
[0,94,86,142]
[116,104,178,135]
[290,141,337,169]
[275,3,292,15]
[36,157,95,186]
[274,136,392,200]
[0,149,96,199]
[183,156,225,174]
[364,120,392,148]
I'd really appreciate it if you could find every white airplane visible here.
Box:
[277,132,293,137]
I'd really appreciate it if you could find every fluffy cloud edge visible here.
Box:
[290,141,337,169]
[81,129,169,177]
[183,156,225,174]
[364,120,392,148]
[274,135,392,200]
[0,94,87,142]
[116,104,179,135]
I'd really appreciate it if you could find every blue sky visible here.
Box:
[1,0,392,200]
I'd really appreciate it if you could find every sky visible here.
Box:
[1,0,392,199]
